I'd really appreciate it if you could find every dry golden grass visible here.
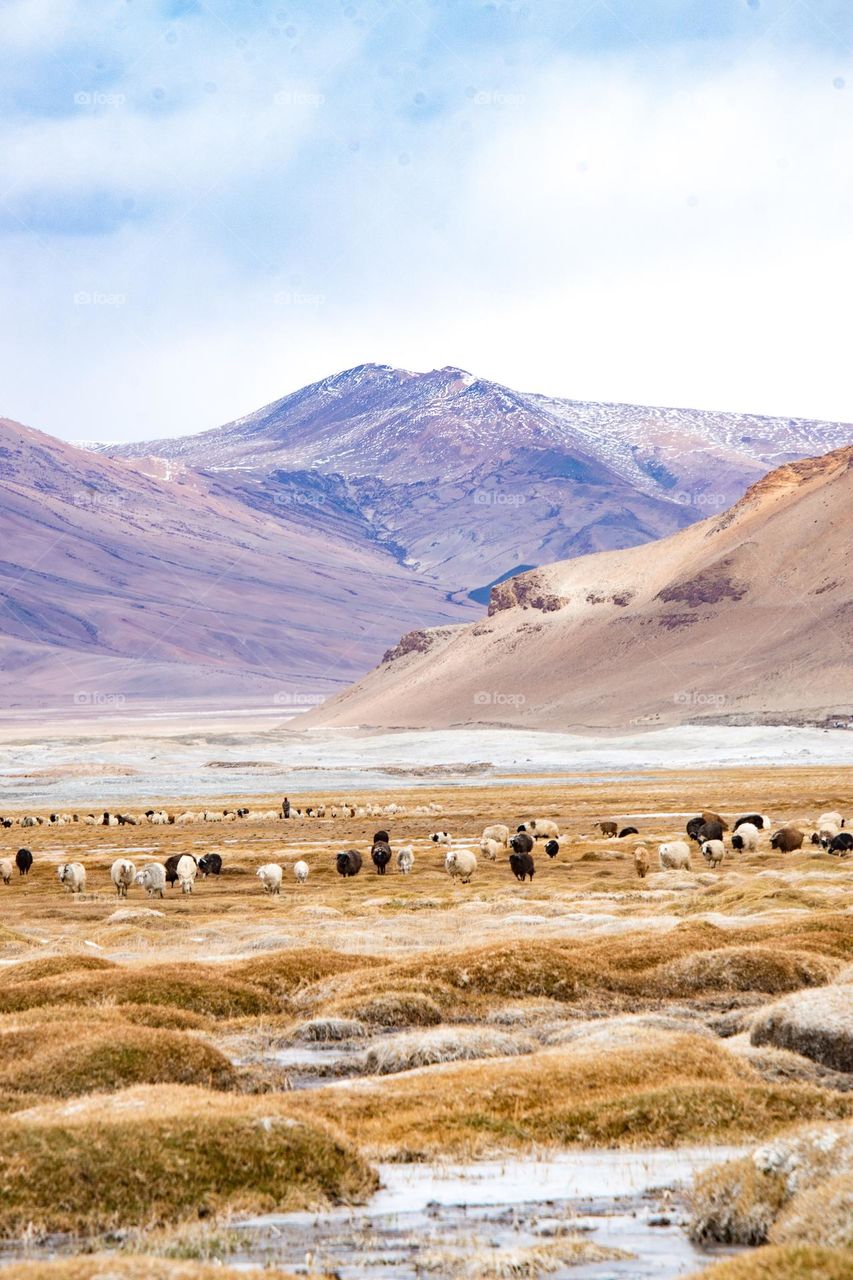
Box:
[420,1238,632,1276]
[0,1085,377,1235]
[295,1035,853,1158]
[771,1172,853,1249]
[0,1260,305,1280]
[0,967,278,1018]
[685,1246,853,1280]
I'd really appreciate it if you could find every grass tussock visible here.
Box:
[299,1037,853,1157]
[0,1259,306,1280]
[771,1172,853,1248]
[689,1122,853,1246]
[750,986,853,1073]
[229,947,364,996]
[0,1021,235,1096]
[0,966,278,1019]
[0,1085,378,1236]
[329,989,444,1028]
[630,948,838,998]
[0,955,117,982]
[684,1245,853,1280]
[421,1238,631,1277]
[361,1026,536,1075]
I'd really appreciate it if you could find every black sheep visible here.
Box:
[734,813,765,831]
[688,819,723,845]
[544,839,559,858]
[510,831,534,855]
[686,816,704,841]
[198,853,223,877]
[619,826,639,838]
[509,851,535,881]
[371,842,392,875]
[373,829,390,844]
[336,849,362,877]
[829,832,853,855]
[15,848,33,876]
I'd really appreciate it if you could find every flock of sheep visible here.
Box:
[1,803,847,900]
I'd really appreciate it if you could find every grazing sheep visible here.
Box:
[57,862,86,894]
[819,811,844,829]
[176,854,197,894]
[116,814,137,826]
[373,830,390,844]
[256,863,283,895]
[294,860,309,884]
[481,824,510,847]
[15,848,32,876]
[618,826,639,838]
[701,810,729,830]
[202,810,223,823]
[828,832,853,855]
[445,848,477,883]
[701,839,725,869]
[396,845,414,875]
[20,816,38,828]
[545,839,560,858]
[430,831,451,845]
[110,858,136,898]
[164,854,182,887]
[479,838,501,861]
[770,826,805,852]
[817,821,840,848]
[597,821,618,838]
[510,831,534,856]
[371,842,392,875]
[197,854,222,878]
[329,806,338,819]
[518,819,560,841]
[134,863,166,898]
[634,845,650,878]
[731,822,760,852]
[509,850,535,882]
[336,849,362,878]
[658,841,691,871]
[0,858,12,885]
[82,814,97,825]
[734,813,771,831]
[1,818,12,829]
[688,819,724,845]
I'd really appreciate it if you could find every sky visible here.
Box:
[2,0,853,443]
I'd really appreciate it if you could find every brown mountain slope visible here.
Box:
[304,447,853,731]
[0,418,475,710]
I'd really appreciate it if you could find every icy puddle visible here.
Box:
[234,1147,746,1277]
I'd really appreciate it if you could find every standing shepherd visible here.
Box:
[282,796,291,819]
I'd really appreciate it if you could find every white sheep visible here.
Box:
[0,858,12,885]
[520,818,560,841]
[396,845,414,875]
[176,811,197,824]
[257,863,283,895]
[316,805,326,818]
[135,863,166,898]
[430,831,451,845]
[293,860,309,884]
[329,806,338,818]
[110,858,136,898]
[445,848,477,883]
[176,854,197,894]
[819,811,844,828]
[732,822,761,852]
[147,810,169,825]
[202,810,223,823]
[818,821,840,848]
[20,816,39,827]
[479,838,501,861]
[82,814,98,825]
[481,824,510,847]
[658,841,691,871]
[57,862,86,894]
[701,839,725,869]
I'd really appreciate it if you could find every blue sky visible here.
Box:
[2,0,853,441]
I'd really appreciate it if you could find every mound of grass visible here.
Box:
[631,948,838,998]
[771,1172,853,1248]
[0,1086,378,1235]
[229,948,362,996]
[0,966,278,1019]
[404,941,588,1001]
[330,990,443,1028]
[291,1016,369,1042]
[421,1238,631,1276]
[685,1245,853,1280]
[0,1022,235,1096]
[689,1122,853,1245]
[0,955,117,982]
[751,986,853,1073]
[361,1026,536,1075]
[0,1259,304,1280]
[300,1036,853,1157]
